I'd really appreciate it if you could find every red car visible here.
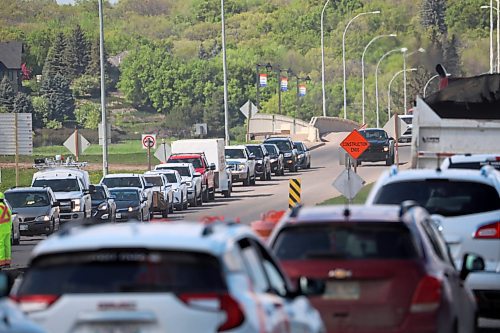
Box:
[268,204,483,333]
[167,153,216,202]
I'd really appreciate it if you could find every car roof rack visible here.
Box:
[33,156,88,170]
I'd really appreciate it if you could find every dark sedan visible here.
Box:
[90,185,116,223]
[263,143,285,176]
[109,188,150,222]
[293,141,311,169]
[357,128,395,166]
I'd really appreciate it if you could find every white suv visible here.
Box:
[366,166,500,321]
[154,163,203,207]
[12,222,325,333]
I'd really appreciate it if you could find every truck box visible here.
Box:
[411,74,500,169]
[171,139,231,196]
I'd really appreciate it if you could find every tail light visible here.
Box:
[410,276,442,313]
[177,292,244,331]
[474,222,500,239]
[11,294,59,313]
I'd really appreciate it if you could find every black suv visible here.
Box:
[4,187,60,236]
[263,137,298,172]
[357,128,395,166]
[90,185,117,223]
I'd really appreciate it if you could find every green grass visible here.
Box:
[318,183,374,205]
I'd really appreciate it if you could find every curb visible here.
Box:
[305,142,325,151]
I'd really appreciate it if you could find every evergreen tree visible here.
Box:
[421,0,447,40]
[41,73,75,122]
[443,34,462,76]
[86,39,110,76]
[64,25,90,79]
[0,76,15,112]
[42,32,67,80]
[13,92,34,114]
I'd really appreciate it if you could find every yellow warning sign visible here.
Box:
[289,178,301,209]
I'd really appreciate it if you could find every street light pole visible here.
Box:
[361,33,397,125]
[375,47,405,128]
[98,0,108,176]
[320,0,330,117]
[342,10,380,119]
[221,0,230,145]
[388,68,417,117]
[423,72,451,97]
[403,48,425,114]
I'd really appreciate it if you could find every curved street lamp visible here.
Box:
[221,0,230,145]
[375,47,406,128]
[320,0,331,117]
[361,33,397,125]
[98,0,108,176]
[342,10,381,119]
[423,72,451,97]
[481,2,499,73]
[388,68,417,118]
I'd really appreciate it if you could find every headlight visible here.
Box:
[270,158,277,163]
[238,164,246,170]
[284,152,292,158]
[383,146,389,152]
[186,181,193,187]
[98,202,108,211]
[72,199,81,212]
[35,215,50,222]
[299,153,304,158]
[128,206,136,212]
[256,160,263,164]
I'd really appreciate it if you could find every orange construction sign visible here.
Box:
[340,130,370,160]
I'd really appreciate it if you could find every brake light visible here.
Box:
[474,222,500,239]
[11,294,59,313]
[410,276,441,313]
[177,292,244,331]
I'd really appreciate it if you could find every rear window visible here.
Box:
[373,180,500,216]
[265,140,292,152]
[102,177,142,188]
[264,145,277,155]
[168,157,202,169]
[272,223,418,260]
[17,249,226,295]
[448,161,500,171]
[144,176,163,186]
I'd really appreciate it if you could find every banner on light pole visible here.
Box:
[280,77,288,92]
[299,84,306,96]
[259,74,267,87]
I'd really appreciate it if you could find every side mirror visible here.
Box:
[109,195,116,200]
[145,183,154,189]
[88,185,96,194]
[460,253,485,280]
[193,172,202,177]
[11,211,18,215]
[248,154,255,160]
[51,202,60,208]
[0,272,13,297]
[210,163,216,171]
[389,137,395,141]
[297,276,325,296]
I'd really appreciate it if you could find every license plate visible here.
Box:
[116,213,122,219]
[324,281,360,300]
[20,224,28,231]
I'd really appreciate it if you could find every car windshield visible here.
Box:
[109,190,140,202]
[273,223,418,260]
[32,179,80,192]
[5,192,50,208]
[264,145,278,155]
[161,174,177,183]
[144,176,163,186]
[372,180,500,216]
[168,157,202,169]
[91,187,107,201]
[265,140,291,151]
[157,166,190,177]
[360,130,387,140]
[17,249,226,295]
[225,149,245,159]
[102,177,142,188]
[246,146,263,158]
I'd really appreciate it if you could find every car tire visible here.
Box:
[12,226,19,245]
[162,205,169,218]
[306,161,311,169]
[197,189,203,206]
[260,170,266,181]
[266,168,272,180]
[202,185,209,202]
[209,189,215,201]
[250,174,256,185]
[356,160,361,167]
[243,173,250,186]
[183,196,189,210]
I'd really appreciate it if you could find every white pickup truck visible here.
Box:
[411,74,500,169]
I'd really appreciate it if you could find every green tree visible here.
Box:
[75,101,100,129]
[421,0,448,40]
[42,32,67,80]
[0,76,15,112]
[64,25,90,79]
[13,92,34,114]
[41,73,75,123]
[443,34,462,76]
[31,96,49,128]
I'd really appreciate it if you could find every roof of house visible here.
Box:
[0,41,23,69]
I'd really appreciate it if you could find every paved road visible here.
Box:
[11,135,410,269]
